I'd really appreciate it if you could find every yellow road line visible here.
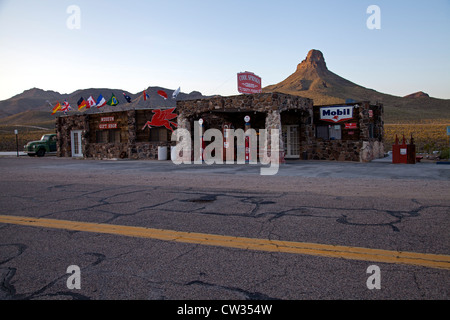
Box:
[1,214,449,270]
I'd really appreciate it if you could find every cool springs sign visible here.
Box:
[237,72,262,94]
[320,105,354,123]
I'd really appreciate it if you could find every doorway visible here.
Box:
[71,130,83,157]
[282,125,300,159]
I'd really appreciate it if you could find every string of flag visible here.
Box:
[50,87,181,115]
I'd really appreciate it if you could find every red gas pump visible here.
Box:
[198,118,205,162]
[222,123,233,162]
[244,116,251,163]
[392,135,408,164]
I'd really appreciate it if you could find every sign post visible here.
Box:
[199,118,204,162]
[447,126,450,150]
[14,129,19,157]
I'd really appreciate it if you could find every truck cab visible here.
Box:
[24,134,57,157]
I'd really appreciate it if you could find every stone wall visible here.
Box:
[176,92,314,163]
[264,110,284,163]
[56,110,174,160]
[85,143,129,160]
[56,94,383,163]
[360,141,385,162]
[177,92,313,117]
[56,114,88,157]
[305,140,363,161]
[311,101,384,162]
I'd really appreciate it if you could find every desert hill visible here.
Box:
[1,50,449,126]
[403,91,430,99]
[263,50,450,122]
[0,87,206,125]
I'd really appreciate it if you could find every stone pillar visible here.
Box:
[264,109,284,163]
[175,112,192,162]
[82,115,90,158]
[56,117,63,157]
[127,110,137,159]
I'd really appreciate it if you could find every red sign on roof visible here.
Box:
[237,72,262,94]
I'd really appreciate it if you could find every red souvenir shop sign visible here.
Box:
[345,123,358,129]
[99,116,118,129]
[237,72,262,94]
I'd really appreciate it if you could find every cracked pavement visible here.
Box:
[0,157,449,300]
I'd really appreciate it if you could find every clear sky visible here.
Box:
[0,0,449,101]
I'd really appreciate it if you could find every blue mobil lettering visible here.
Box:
[321,108,351,117]
[320,106,354,123]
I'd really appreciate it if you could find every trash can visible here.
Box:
[158,146,167,160]
[302,151,308,160]
[170,146,177,161]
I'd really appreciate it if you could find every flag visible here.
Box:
[96,95,106,108]
[157,90,168,100]
[61,100,72,114]
[123,92,132,103]
[86,96,97,108]
[51,102,61,115]
[107,93,119,106]
[143,90,149,101]
[172,87,180,99]
[77,97,87,111]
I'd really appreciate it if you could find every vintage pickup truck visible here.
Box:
[24,133,57,157]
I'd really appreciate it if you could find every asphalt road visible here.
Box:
[0,156,449,302]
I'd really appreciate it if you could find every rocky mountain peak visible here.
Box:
[404,91,430,98]
[296,49,327,71]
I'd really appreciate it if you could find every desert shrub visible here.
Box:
[384,121,449,153]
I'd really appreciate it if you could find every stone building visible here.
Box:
[311,101,384,161]
[55,92,384,162]
[175,92,314,162]
[176,92,384,162]
[56,109,176,160]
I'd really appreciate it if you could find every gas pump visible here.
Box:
[244,116,251,163]
[222,123,233,162]
[198,118,205,162]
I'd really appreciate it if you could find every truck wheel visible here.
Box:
[36,149,45,157]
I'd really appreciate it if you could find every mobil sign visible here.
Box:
[237,72,262,94]
[320,105,354,123]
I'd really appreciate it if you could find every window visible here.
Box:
[316,125,342,140]
[95,130,121,143]
[316,125,329,140]
[329,125,342,140]
[109,130,121,143]
[149,127,169,142]
[96,131,107,143]
[368,123,374,139]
